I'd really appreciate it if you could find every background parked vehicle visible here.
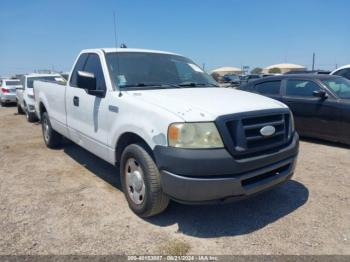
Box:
[0,78,21,106]
[240,74,262,85]
[17,73,65,122]
[216,74,241,88]
[238,74,350,145]
[331,64,350,80]
[60,72,70,80]
[34,48,298,217]
[261,74,277,77]
[223,74,241,87]
[285,70,331,75]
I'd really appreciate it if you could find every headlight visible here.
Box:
[168,122,224,148]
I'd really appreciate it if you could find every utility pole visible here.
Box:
[312,52,315,71]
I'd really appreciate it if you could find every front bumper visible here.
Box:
[154,133,299,203]
[0,93,16,103]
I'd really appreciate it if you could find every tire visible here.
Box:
[120,144,169,217]
[24,104,37,122]
[25,110,37,122]
[0,101,5,107]
[17,103,24,114]
[41,112,62,148]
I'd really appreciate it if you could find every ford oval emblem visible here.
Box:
[260,125,276,137]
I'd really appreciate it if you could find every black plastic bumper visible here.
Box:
[153,133,299,203]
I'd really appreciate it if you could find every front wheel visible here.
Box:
[17,102,24,114]
[41,112,62,148]
[25,106,37,122]
[120,144,169,217]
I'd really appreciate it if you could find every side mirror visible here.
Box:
[77,71,96,91]
[77,71,106,98]
[313,90,328,99]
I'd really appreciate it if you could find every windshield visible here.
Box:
[27,76,65,88]
[105,52,217,89]
[5,80,20,86]
[322,77,350,99]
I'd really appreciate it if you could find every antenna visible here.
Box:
[113,11,118,49]
[113,11,123,97]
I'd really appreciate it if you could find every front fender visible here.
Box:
[111,123,167,152]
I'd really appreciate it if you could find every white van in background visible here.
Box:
[331,64,350,80]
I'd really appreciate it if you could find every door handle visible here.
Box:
[73,96,79,107]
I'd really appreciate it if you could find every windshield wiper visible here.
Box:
[122,83,181,88]
[121,82,219,89]
[178,82,219,87]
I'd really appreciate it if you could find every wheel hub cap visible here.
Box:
[125,158,145,205]
[43,119,49,142]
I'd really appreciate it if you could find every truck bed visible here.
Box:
[34,80,67,133]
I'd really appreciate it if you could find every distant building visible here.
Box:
[211,66,242,76]
[262,63,306,74]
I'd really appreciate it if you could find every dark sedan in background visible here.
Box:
[238,74,350,145]
[222,74,241,87]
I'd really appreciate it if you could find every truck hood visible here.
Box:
[127,88,288,121]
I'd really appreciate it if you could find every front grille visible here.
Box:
[216,109,292,159]
[242,114,287,149]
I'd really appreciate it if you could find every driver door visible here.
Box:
[66,52,110,160]
[282,78,339,140]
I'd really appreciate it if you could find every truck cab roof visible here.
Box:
[81,48,182,57]
[24,73,62,78]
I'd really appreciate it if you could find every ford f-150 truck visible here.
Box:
[34,48,299,217]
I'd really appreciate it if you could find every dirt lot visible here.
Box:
[0,106,349,255]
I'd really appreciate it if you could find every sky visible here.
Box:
[0,0,349,76]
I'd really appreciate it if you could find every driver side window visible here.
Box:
[69,53,106,91]
[286,80,321,97]
[84,54,106,91]
[70,54,88,87]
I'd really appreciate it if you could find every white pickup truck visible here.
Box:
[34,48,299,217]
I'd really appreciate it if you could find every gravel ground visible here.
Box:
[0,106,349,255]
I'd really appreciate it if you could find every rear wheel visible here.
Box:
[120,144,169,217]
[41,112,62,148]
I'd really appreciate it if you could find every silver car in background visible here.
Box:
[0,79,22,106]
